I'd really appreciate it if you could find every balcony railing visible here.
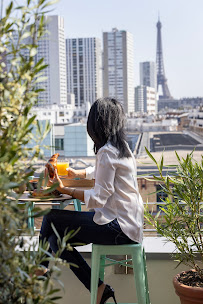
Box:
[29,201,189,236]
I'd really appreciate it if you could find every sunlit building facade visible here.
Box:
[140,61,157,90]
[66,37,102,108]
[135,85,157,115]
[103,28,134,114]
[36,15,67,105]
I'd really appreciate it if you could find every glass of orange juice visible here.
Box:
[57,162,69,176]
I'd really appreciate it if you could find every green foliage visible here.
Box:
[0,1,75,303]
[144,148,203,279]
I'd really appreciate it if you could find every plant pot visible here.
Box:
[173,270,203,304]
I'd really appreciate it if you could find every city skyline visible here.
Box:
[50,0,203,99]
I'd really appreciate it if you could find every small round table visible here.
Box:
[16,192,74,229]
[17,191,72,203]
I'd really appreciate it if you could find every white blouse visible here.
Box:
[84,142,144,243]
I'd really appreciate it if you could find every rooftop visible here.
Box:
[34,147,203,178]
[153,132,199,147]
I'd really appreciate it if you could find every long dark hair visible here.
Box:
[87,97,131,158]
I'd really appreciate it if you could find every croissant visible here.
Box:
[45,153,59,178]
[32,188,61,197]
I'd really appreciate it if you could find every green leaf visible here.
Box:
[32,207,51,218]
[20,31,31,41]
[160,154,164,173]
[41,0,59,9]
[35,57,44,67]
[2,182,19,189]
[47,288,61,295]
[145,147,157,165]
[30,48,37,57]
[24,116,36,130]
[6,1,13,16]
[35,76,48,83]
[67,227,81,240]
[50,296,62,301]
[35,64,49,73]
[51,223,61,241]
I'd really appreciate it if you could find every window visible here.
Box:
[55,138,64,151]
[156,185,168,211]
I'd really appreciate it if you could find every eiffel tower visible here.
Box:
[156,17,172,99]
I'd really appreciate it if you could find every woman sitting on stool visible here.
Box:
[39,97,144,304]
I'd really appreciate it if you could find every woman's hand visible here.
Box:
[52,169,64,191]
[44,167,53,187]
[66,167,86,179]
[44,167,64,191]
[66,167,78,179]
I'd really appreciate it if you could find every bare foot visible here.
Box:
[97,283,106,304]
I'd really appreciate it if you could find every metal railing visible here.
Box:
[26,199,203,234]
[31,201,165,234]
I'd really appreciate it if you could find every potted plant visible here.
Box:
[144,148,203,304]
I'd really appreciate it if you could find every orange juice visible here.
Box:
[57,162,69,176]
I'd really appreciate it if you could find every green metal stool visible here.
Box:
[91,243,150,304]
[73,199,82,211]
[27,176,35,229]
[29,199,82,229]
[52,199,81,211]
[27,201,35,229]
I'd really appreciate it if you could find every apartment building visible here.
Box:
[103,28,134,114]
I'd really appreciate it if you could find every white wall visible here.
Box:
[53,255,190,304]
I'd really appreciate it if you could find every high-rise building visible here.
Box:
[140,61,157,90]
[103,28,134,114]
[135,85,157,115]
[36,15,67,105]
[6,16,67,106]
[66,37,102,108]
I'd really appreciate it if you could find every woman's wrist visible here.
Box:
[57,184,64,192]
[60,187,75,197]
[74,169,86,179]
[69,188,75,197]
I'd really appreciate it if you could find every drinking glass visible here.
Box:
[57,161,69,176]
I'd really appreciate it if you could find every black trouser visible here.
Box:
[39,210,134,291]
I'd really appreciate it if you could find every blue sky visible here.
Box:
[51,0,203,99]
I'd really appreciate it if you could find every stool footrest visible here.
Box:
[103,261,133,268]
[102,256,134,268]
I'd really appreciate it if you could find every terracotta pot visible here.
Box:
[173,270,203,304]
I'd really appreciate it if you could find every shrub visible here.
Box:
[144,149,203,279]
[0,1,74,302]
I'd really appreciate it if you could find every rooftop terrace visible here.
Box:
[149,131,203,152]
